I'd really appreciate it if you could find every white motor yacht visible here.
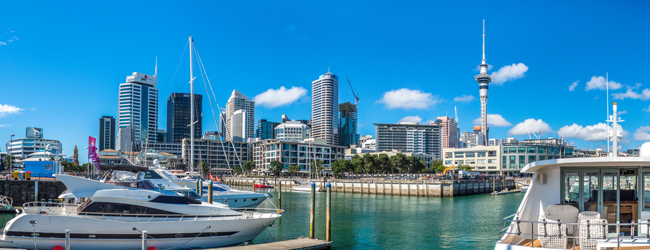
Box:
[495,143,650,250]
[0,175,281,250]
[152,169,271,208]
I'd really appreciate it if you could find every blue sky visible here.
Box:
[1,1,649,162]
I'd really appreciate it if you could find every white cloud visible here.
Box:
[644,105,650,112]
[399,115,423,124]
[0,41,6,46]
[377,88,438,109]
[253,86,307,108]
[594,96,599,100]
[617,110,627,116]
[491,63,529,85]
[612,88,650,100]
[585,76,623,91]
[453,94,475,102]
[508,119,553,136]
[472,114,512,127]
[634,126,650,141]
[0,104,22,118]
[569,81,579,91]
[0,124,10,128]
[557,122,627,141]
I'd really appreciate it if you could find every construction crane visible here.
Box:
[345,77,359,106]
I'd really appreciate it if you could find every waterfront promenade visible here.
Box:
[223,177,516,197]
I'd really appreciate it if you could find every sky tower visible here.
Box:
[474,19,492,146]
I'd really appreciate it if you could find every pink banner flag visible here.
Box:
[88,136,101,171]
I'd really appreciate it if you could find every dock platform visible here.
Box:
[213,238,331,250]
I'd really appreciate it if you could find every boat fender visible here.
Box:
[53,246,64,250]
[147,247,157,250]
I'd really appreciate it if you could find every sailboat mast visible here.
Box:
[189,36,195,172]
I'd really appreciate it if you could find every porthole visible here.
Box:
[175,233,183,238]
[235,200,237,202]
[210,232,217,236]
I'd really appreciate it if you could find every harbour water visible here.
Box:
[0,187,523,249]
[249,186,524,249]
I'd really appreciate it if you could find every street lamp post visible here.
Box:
[85,146,90,178]
[9,134,14,173]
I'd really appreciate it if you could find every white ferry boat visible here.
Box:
[495,143,650,250]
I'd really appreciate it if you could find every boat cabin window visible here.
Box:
[561,168,645,230]
[144,170,164,179]
[80,201,179,214]
[150,195,202,205]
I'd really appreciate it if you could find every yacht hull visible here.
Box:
[292,186,320,192]
[0,213,278,250]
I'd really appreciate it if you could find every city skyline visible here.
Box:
[1,1,649,162]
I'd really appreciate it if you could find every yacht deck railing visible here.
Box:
[500,213,650,248]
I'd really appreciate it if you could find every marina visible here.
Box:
[0,184,525,249]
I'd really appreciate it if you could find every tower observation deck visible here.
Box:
[474,19,492,146]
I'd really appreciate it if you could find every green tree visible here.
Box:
[350,155,364,174]
[389,153,408,173]
[460,165,473,172]
[82,163,94,172]
[242,161,255,176]
[199,161,210,177]
[431,160,445,173]
[233,167,243,175]
[331,159,350,178]
[269,160,282,176]
[376,154,390,174]
[3,155,13,170]
[288,165,301,177]
[362,154,375,174]
[309,160,324,176]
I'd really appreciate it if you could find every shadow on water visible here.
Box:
[246,186,524,249]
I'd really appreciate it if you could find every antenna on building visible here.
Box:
[606,72,609,154]
[454,106,458,122]
[155,57,158,76]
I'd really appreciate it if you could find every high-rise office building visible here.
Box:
[475,20,492,146]
[99,116,116,150]
[433,116,458,149]
[225,90,255,141]
[256,119,280,140]
[167,93,202,143]
[339,102,359,148]
[117,71,158,150]
[311,71,339,145]
[230,110,247,142]
[374,122,442,159]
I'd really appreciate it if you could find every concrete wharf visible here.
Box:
[224,177,516,197]
[213,238,331,250]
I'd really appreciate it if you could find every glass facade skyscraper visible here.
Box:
[256,119,280,140]
[339,101,359,147]
[311,71,339,145]
[167,93,202,143]
[99,116,116,150]
[117,72,158,150]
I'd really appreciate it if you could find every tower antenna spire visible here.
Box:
[482,19,486,61]
[155,57,158,76]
